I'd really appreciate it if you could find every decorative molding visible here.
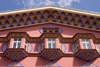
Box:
[1,32,100,43]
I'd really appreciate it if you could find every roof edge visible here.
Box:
[0,5,100,17]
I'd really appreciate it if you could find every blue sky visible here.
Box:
[0,0,100,13]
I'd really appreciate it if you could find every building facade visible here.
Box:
[0,6,100,67]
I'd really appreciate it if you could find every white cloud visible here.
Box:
[16,0,80,7]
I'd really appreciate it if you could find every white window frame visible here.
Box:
[12,38,21,48]
[25,41,28,51]
[48,38,56,48]
[75,41,79,52]
[82,39,91,49]
[42,41,44,50]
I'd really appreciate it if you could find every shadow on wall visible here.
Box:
[35,57,50,67]
[0,57,13,67]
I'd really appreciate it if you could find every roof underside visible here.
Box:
[0,6,100,31]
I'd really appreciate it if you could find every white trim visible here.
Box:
[0,6,100,17]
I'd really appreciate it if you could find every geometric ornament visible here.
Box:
[80,62,98,67]
[27,43,33,53]
[71,43,76,54]
[5,62,24,67]
[61,43,67,53]
[2,43,8,52]
[43,62,61,67]
[39,24,63,34]
[36,43,42,53]
[95,44,100,53]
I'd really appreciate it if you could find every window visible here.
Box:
[48,39,56,48]
[55,29,58,32]
[13,38,21,48]
[75,41,79,52]
[82,39,91,49]
[43,29,47,33]
[49,29,53,32]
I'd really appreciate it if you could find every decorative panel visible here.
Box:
[0,9,100,32]
[95,44,100,53]
[43,62,61,67]
[71,43,76,53]
[39,24,63,33]
[5,62,24,67]
[2,43,8,52]
[61,43,67,53]
[36,43,42,53]
[80,62,98,67]
[27,43,33,53]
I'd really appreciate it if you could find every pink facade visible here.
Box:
[0,6,100,67]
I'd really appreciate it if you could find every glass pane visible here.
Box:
[48,43,51,48]
[14,39,17,41]
[48,39,51,41]
[86,39,89,42]
[18,42,21,48]
[83,43,86,49]
[18,39,21,41]
[53,43,56,48]
[52,39,55,41]
[87,43,91,49]
[49,30,53,32]
[13,43,16,48]
[82,39,85,42]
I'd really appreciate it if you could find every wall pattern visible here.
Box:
[0,9,100,31]
[43,62,61,67]
[80,62,98,67]
[39,24,63,33]
[27,43,33,53]
[2,43,8,52]
[71,43,76,53]
[5,62,24,67]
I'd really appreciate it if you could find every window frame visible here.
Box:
[48,38,56,48]
[82,39,91,49]
[12,38,21,48]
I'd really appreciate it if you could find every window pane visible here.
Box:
[53,43,56,48]
[48,43,51,48]
[14,39,17,41]
[18,39,21,41]
[86,39,89,42]
[83,43,86,49]
[87,43,91,49]
[48,39,51,41]
[82,39,85,42]
[52,39,55,41]
[18,42,21,48]
[49,30,53,32]
[13,43,16,48]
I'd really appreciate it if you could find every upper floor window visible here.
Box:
[82,39,91,49]
[55,29,58,33]
[43,29,47,33]
[13,38,21,48]
[49,29,53,33]
[48,39,56,48]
